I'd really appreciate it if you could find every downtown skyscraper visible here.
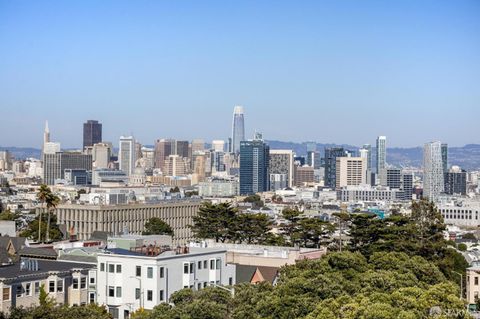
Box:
[231,106,245,154]
[423,141,444,202]
[83,120,102,149]
[376,136,387,185]
[239,133,269,195]
[119,136,136,176]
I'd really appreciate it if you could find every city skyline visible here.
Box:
[0,115,478,150]
[1,1,479,148]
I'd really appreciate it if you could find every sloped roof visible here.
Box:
[19,247,57,259]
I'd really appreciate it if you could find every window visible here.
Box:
[100,263,105,272]
[190,262,194,274]
[57,279,63,292]
[216,259,221,270]
[210,260,215,270]
[16,285,22,298]
[89,292,95,304]
[109,308,119,319]
[147,267,153,279]
[147,290,153,301]
[197,283,202,290]
[159,290,164,301]
[116,264,122,273]
[136,266,141,277]
[476,277,479,285]
[90,277,95,284]
[116,287,122,298]
[25,283,31,296]
[229,277,233,286]
[203,282,207,288]
[49,281,55,293]
[160,267,164,278]
[198,261,202,270]
[108,286,115,297]
[73,278,79,289]
[183,263,189,274]
[203,260,207,269]
[135,288,140,300]
[3,287,10,301]
[108,264,115,273]
[80,277,87,289]
[34,282,40,295]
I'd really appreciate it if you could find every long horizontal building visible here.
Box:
[337,185,403,202]
[438,201,480,227]
[42,201,202,244]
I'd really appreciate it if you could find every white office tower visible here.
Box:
[359,147,371,185]
[212,140,225,152]
[92,142,112,169]
[231,106,245,154]
[423,141,445,202]
[43,142,61,154]
[119,136,136,176]
[336,157,367,188]
[376,136,387,185]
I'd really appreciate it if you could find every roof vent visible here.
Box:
[20,258,39,271]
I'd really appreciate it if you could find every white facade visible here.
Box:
[337,185,402,202]
[211,140,225,152]
[438,202,480,227]
[376,136,387,186]
[43,142,61,155]
[96,248,235,319]
[467,266,480,305]
[93,143,112,169]
[335,157,367,188]
[423,141,444,202]
[119,136,135,176]
[198,179,239,197]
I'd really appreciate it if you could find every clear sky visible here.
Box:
[0,0,479,148]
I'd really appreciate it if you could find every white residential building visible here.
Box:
[96,247,235,319]
[423,141,445,202]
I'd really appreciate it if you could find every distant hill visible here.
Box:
[2,142,480,170]
[266,140,480,171]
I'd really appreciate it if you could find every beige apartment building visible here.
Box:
[335,157,366,188]
[42,201,202,244]
[0,259,94,313]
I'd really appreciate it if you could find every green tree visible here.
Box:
[234,213,272,244]
[142,217,174,236]
[190,202,237,243]
[20,213,63,242]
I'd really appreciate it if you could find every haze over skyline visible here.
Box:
[1,1,479,148]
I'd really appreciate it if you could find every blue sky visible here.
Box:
[0,0,479,148]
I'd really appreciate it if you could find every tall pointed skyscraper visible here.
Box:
[231,106,245,154]
[43,120,50,145]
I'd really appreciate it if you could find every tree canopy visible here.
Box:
[143,217,174,236]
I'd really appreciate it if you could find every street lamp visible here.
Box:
[211,283,235,298]
[452,271,464,300]
[129,276,143,309]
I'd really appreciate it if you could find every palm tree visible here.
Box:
[37,184,51,243]
[36,184,60,243]
[45,192,60,243]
